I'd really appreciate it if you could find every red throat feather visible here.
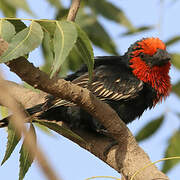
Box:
[129,38,171,105]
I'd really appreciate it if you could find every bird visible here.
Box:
[0,37,171,132]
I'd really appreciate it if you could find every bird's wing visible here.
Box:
[73,65,144,101]
[45,64,143,110]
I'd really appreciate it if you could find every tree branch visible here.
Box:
[1,81,48,108]
[67,0,81,21]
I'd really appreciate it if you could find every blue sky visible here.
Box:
[0,0,180,180]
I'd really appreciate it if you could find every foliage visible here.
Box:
[34,119,86,143]
[135,116,164,142]
[0,20,43,62]
[19,124,36,180]
[50,20,78,77]
[1,123,21,165]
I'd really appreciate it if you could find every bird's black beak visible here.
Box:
[153,49,171,66]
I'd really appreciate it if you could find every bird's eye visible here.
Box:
[140,53,145,58]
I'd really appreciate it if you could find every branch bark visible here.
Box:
[67,0,81,21]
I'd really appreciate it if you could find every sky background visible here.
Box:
[0,0,180,180]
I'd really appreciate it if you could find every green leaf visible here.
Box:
[5,0,34,15]
[75,24,94,81]
[55,45,85,77]
[35,120,86,143]
[135,116,164,142]
[172,81,180,97]
[57,56,70,77]
[50,20,78,77]
[67,46,84,71]
[41,30,54,73]
[34,122,53,136]
[19,124,36,180]
[162,130,180,173]
[86,0,133,30]
[171,53,180,70]
[38,21,56,37]
[0,0,16,17]
[165,36,180,47]
[56,8,69,20]
[0,21,43,63]
[0,19,16,42]
[7,19,27,33]
[77,13,118,55]
[38,21,56,73]
[1,123,21,165]
[121,26,153,36]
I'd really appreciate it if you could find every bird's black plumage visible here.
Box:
[24,55,157,131]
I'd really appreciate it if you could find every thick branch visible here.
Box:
[4,58,168,180]
[2,81,48,108]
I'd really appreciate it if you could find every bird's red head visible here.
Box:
[129,37,171,105]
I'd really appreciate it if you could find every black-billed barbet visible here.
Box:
[0,37,171,131]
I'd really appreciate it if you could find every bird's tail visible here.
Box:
[0,103,44,128]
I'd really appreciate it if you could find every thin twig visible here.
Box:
[0,75,62,180]
[67,0,81,21]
